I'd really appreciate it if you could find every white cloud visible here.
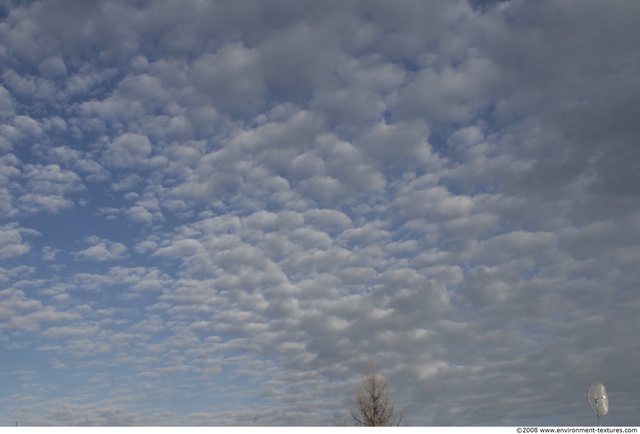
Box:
[190,43,265,116]
[41,246,60,261]
[133,240,158,255]
[356,120,432,171]
[72,236,128,262]
[0,84,15,118]
[41,325,99,339]
[390,185,474,222]
[18,193,72,214]
[125,206,154,224]
[396,54,500,122]
[103,133,153,168]
[2,0,640,427]
[0,223,36,260]
[38,56,68,77]
[14,115,43,137]
[0,153,21,184]
[303,209,352,234]
[0,286,80,336]
[13,164,84,214]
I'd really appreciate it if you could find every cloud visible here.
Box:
[0,285,81,336]
[190,43,265,117]
[38,56,68,77]
[396,54,500,122]
[0,84,16,121]
[25,164,77,187]
[0,223,37,260]
[2,164,85,215]
[1,0,640,427]
[103,133,153,169]
[72,236,128,262]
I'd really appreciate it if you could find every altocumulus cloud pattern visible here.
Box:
[1,0,640,426]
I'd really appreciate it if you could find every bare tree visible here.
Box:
[350,361,403,426]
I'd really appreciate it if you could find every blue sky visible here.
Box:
[1,0,640,426]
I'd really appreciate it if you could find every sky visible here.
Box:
[1,0,639,427]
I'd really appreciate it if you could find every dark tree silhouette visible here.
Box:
[350,361,403,426]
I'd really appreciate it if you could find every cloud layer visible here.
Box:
[1,0,639,426]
